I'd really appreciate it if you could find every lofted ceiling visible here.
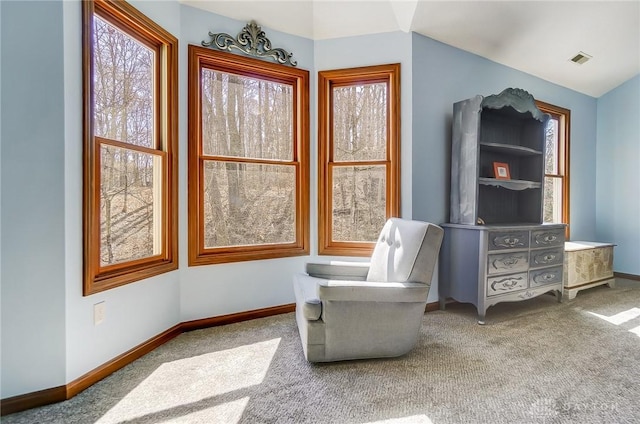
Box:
[181,0,640,98]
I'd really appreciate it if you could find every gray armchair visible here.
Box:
[293,218,444,362]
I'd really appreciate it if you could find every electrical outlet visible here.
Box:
[94,301,105,325]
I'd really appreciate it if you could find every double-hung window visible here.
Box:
[318,64,401,256]
[83,0,178,294]
[188,46,310,265]
[536,100,571,237]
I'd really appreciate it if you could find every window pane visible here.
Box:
[332,165,386,242]
[203,161,295,248]
[100,145,162,266]
[93,16,154,148]
[201,69,293,161]
[333,83,387,162]
[544,118,559,174]
[543,176,563,223]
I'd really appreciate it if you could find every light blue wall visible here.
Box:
[177,5,316,321]
[1,0,67,397]
[411,33,599,243]
[312,30,422,292]
[411,32,602,303]
[314,31,414,219]
[62,0,181,386]
[596,75,640,274]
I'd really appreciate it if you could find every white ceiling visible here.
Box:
[182,0,640,97]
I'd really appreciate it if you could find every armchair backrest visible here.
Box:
[366,218,444,285]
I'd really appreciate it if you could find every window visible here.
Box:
[83,0,178,295]
[188,46,310,265]
[318,64,401,256]
[536,100,570,237]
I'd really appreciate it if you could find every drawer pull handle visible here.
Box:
[536,254,556,264]
[496,256,523,268]
[535,233,558,245]
[491,276,524,291]
[494,236,524,248]
[534,272,557,283]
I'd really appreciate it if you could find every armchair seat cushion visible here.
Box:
[306,262,370,280]
[318,280,430,302]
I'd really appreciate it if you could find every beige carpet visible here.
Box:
[4,279,640,424]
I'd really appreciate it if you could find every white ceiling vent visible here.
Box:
[570,51,592,65]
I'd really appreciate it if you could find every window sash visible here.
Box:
[330,80,389,163]
[199,68,295,161]
[92,13,159,150]
[96,138,167,271]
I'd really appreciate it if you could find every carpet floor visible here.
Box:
[4,279,640,424]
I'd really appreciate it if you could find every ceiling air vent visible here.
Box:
[570,51,592,65]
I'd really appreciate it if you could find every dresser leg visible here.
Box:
[555,290,563,303]
[477,309,486,325]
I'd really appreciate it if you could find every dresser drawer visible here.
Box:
[488,230,529,251]
[487,251,529,275]
[531,228,564,248]
[530,247,564,269]
[529,266,563,287]
[487,272,528,297]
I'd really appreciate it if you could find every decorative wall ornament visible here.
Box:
[202,21,297,67]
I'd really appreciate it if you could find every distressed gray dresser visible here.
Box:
[440,88,566,323]
[439,223,565,323]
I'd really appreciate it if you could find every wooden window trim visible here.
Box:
[536,100,571,239]
[83,0,178,295]
[187,45,310,266]
[318,63,401,256]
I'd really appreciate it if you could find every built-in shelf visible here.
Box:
[479,142,542,156]
[479,177,541,191]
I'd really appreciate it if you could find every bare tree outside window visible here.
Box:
[331,83,388,242]
[200,70,295,248]
[94,16,154,148]
[543,118,562,223]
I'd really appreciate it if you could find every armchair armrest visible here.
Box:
[306,261,370,281]
[318,280,429,303]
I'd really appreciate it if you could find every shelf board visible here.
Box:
[480,142,542,156]
[479,177,541,191]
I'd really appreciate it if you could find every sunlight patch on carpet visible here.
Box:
[95,338,280,423]
[160,397,249,424]
[363,415,433,424]
[628,325,640,337]
[588,307,640,337]
[587,307,640,325]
